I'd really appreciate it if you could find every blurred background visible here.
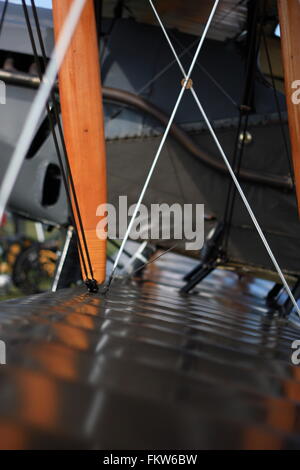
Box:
[10,0,51,8]
[0,213,62,300]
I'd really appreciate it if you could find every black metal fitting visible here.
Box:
[85,278,99,294]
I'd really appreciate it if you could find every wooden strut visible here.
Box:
[52,0,107,284]
[278,0,300,214]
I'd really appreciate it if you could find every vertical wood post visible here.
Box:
[52,0,107,283]
[278,0,300,214]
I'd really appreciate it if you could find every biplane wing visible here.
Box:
[102,0,248,40]
[0,0,300,452]
[0,250,299,450]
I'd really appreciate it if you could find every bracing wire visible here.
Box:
[106,0,221,291]
[138,0,247,99]
[28,0,97,287]
[0,0,88,224]
[21,0,90,282]
[0,0,8,38]
[131,243,179,278]
[169,32,238,109]
[262,28,295,187]
[0,0,101,291]
[223,1,264,251]
[109,1,242,123]
[137,38,200,96]
[148,0,300,316]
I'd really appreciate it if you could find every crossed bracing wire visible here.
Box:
[0,0,298,315]
[109,0,300,316]
[107,0,221,288]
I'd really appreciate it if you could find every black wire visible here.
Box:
[21,0,90,281]
[223,14,258,221]
[29,0,95,281]
[222,0,265,252]
[130,243,178,277]
[22,0,97,286]
[31,0,102,284]
[94,0,102,41]
[0,0,8,38]
[262,28,295,187]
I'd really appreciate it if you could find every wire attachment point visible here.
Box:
[85,278,99,293]
[181,78,193,89]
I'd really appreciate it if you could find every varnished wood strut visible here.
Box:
[278,0,300,214]
[52,0,107,284]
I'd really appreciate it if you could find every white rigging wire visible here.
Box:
[149,0,300,317]
[0,0,88,222]
[137,37,199,96]
[109,0,221,284]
